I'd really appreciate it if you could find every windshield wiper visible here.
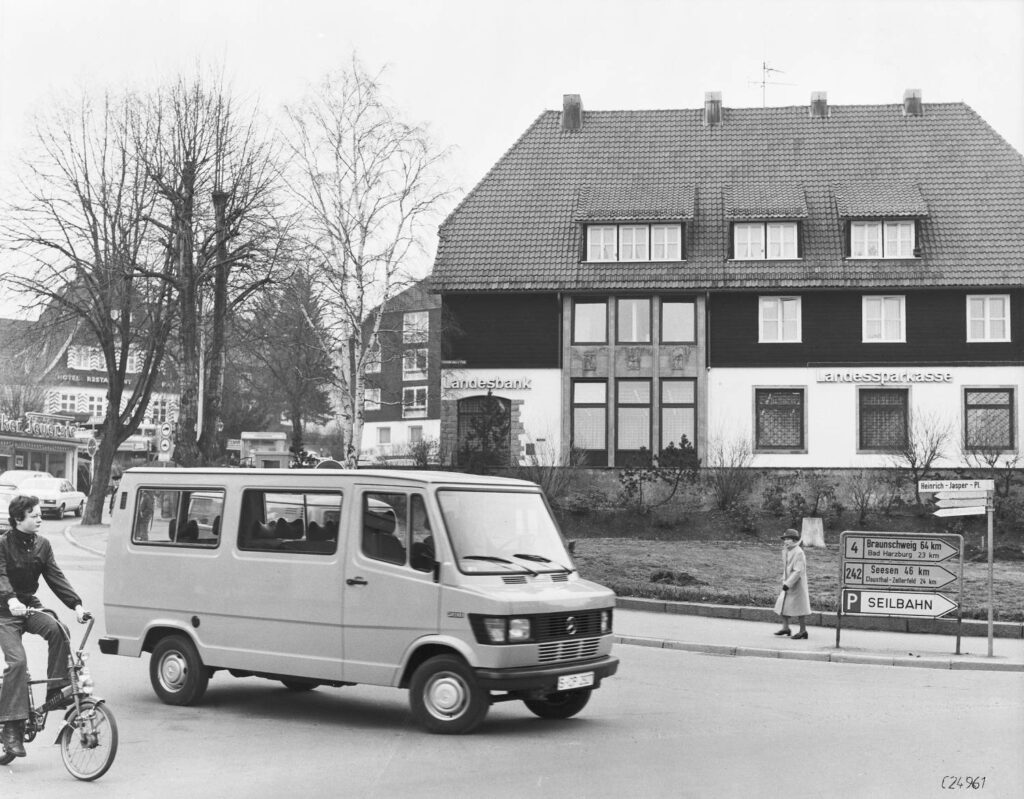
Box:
[462,555,536,576]
[513,553,574,573]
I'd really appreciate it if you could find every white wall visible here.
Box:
[443,368,562,465]
[708,366,1022,468]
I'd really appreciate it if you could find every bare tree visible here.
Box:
[889,409,953,507]
[704,433,755,511]
[139,71,289,465]
[284,57,453,466]
[0,90,174,523]
[237,268,335,456]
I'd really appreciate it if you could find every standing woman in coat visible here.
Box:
[773,528,811,639]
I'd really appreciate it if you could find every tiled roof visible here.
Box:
[575,183,696,221]
[724,183,808,219]
[833,182,929,217]
[434,102,1024,291]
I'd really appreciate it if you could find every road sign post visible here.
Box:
[837,531,964,653]
[919,479,996,656]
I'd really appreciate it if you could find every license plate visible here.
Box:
[557,671,594,691]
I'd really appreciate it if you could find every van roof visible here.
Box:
[122,467,539,489]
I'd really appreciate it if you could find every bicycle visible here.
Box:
[0,609,118,781]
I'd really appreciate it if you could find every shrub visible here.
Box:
[704,434,754,510]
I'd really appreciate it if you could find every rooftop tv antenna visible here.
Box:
[750,61,795,107]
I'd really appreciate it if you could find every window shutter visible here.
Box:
[795,221,802,259]
[680,222,687,261]
[842,221,850,258]
[728,223,735,260]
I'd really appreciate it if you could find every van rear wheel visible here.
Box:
[524,688,592,719]
[150,635,209,706]
[409,655,489,734]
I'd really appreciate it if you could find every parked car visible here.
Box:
[0,482,18,531]
[17,477,87,519]
[0,469,55,487]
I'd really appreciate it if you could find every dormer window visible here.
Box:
[586,224,683,262]
[733,222,799,260]
[850,221,916,258]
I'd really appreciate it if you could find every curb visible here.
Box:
[64,524,107,558]
[612,634,1024,672]
[615,596,1024,639]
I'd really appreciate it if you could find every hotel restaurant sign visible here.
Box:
[0,413,79,440]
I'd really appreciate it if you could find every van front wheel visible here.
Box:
[150,635,209,706]
[524,688,592,719]
[409,655,489,734]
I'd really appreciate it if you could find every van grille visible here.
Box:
[533,609,607,642]
[500,573,570,585]
[501,576,528,585]
[538,638,601,663]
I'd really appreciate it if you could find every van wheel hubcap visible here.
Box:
[159,653,188,691]
[425,673,467,718]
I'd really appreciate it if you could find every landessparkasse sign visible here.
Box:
[0,413,79,439]
[816,369,953,384]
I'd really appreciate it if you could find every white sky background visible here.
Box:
[1,0,1022,317]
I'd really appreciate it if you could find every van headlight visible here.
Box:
[600,609,612,634]
[471,615,533,644]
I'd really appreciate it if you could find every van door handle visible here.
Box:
[346,577,368,586]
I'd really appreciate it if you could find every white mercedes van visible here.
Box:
[100,468,618,733]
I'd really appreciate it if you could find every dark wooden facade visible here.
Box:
[443,294,561,368]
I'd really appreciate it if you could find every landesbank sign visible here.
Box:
[816,369,953,384]
[443,376,533,390]
[0,413,79,439]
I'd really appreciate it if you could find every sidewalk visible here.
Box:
[65,522,1024,673]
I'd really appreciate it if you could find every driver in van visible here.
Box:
[0,495,89,758]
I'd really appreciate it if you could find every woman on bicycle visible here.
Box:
[0,495,88,758]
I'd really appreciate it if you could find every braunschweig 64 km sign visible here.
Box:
[843,534,958,563]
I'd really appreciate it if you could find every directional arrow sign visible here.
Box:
[934,506,986,518]
[842,589,957,618]
[843,562,957,589]
[934,490,988,501]
[919,479,994,493]
[936,497,991,508]
[844,535,959,562]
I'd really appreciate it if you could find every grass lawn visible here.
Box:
[571,537,1024,623]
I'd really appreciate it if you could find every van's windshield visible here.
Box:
[436,489,574,575]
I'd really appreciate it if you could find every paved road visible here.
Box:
[3,519,1022,798]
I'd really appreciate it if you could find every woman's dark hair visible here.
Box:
[8,495,40,530]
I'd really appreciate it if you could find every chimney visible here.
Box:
[810,91,828,118]
[903,88,923,117]
[704,91,722,127]
[562,94,583,132]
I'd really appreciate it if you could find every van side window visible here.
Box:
[362,493,407,565]
[238,489,342,555]
[409,495,434,572]
[132,488,224,548]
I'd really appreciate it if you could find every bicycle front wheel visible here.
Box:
[59,700,118,781]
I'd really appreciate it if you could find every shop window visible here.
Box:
[661,300,695,343]
[755,388,805,451]
[571,381,606,465]
[859,389,908,451]
[661,379,696,455]
[573,300,607,343]
[616,379,651,465]
[964,389,1015,451]
[457,395,511,467]
[617,298,651,343]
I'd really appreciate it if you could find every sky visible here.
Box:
[1,0,1022,315]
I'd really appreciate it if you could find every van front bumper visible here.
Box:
[474,656,618,693]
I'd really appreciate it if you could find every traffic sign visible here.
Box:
[934,490,988,501]
[936,497,991,508]
[843,534,959,563]
[919,479,994,493]
[842,589,957,618]
[842,562,957,590]
[159,422,173,438]
[934,506,986,518]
